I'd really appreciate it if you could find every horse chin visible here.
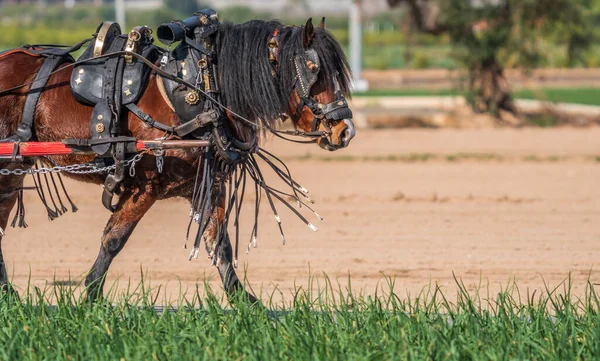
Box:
[318,138,340,151]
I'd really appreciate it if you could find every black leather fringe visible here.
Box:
[10,188,28,229]
[187,148,321,268]
[18,161,79,225]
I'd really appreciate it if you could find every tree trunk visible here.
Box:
[468,55,518,120]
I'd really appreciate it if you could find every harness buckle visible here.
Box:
[124,29,141,63]
[153,149,164,173]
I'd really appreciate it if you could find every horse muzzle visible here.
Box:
[318,118,356,151]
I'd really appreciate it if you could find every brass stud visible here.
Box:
[124,88,132,96]
[75,77,82,85]
[198,58,207,69]
[185,90,200,105]
[95,123,105,133]
[79,69,84,74]
[97,114,103,121]
[127,80,133,86]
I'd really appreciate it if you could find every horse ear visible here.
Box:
[302,18,315,48]
[318,17,326,29]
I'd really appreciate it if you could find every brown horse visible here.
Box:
[0,17,355,302]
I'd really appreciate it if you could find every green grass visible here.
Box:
[1,277,600,360]
[355,87,600,106]
[515,88,600,106]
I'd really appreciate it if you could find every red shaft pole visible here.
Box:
[0,142,77,156]
[0,140,211,157]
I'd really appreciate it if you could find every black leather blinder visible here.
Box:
[294,48,320,98]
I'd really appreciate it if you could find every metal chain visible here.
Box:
[0,154,143,176]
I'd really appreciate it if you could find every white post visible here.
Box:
[349,0,368,92]
[115,0,126,30]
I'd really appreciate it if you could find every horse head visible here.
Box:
[216,17,355,152]
[283,18,356,151]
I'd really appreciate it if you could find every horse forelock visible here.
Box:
[216,20,352,142]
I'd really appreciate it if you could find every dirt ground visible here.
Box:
[3,127,600,304]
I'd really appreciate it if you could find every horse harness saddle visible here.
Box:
[70,21,157,156]
[69,12,245,211]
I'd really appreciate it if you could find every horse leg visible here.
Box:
[85,184,156,302]
[201,201,258,304]
[0,170,29,298]
[215,232,259,304]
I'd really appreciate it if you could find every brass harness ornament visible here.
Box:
[185,90,200,105]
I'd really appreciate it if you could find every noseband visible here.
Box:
[291,76,353,135]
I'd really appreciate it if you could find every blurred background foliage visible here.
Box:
[0,0,599,70]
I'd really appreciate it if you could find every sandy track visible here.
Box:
[3,127,600,303]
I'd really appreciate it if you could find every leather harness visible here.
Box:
[0,11,352,212]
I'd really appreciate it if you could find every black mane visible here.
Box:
[216,20,352,142]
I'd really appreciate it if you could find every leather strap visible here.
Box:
[173,109,218,137]
[63,136,136,147]
[24,38,92,58]
[102,141,127,212]
[125,103,174,133]
[14,56,65,141]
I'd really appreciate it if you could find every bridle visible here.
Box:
[291,76,352,135]
[268,29,353,144]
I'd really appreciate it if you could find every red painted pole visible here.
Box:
[0,142,76,157]
[0,140,210,158]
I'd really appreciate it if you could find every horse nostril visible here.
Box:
[342,119,356,147]
[341,129,350,146]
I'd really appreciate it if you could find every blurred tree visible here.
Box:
[387,0,594,119]
[559,0,600,67]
